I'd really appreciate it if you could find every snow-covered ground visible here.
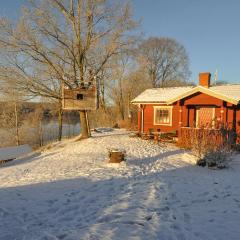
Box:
[1,129,240,240]
[0,145,32,161]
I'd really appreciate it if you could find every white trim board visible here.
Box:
[153,106,173,126]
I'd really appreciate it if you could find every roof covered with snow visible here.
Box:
[209,85,240,103]
[132,84,240,105]
[132,86,194,103]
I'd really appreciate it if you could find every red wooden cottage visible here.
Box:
[132,73,240,140]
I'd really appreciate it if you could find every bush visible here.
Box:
[235,144,240,152]
[201,148,232,169]
[190,127,222,160]
[180,125,237,169]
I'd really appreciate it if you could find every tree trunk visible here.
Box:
[119,94,125,121]
[39,119,43,147]
[119,78,125,121]
[79,110,90,139]
[14,102,20,146]
[58,102,63,141]
[120,104,125,121]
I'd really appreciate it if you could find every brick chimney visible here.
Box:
[199,72,211,88]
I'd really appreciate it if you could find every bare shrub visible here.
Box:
[89,108,115,129]
[202,148,232,169]
[235,144,240,152]
[190,128,220,159]
[180,126,236,169]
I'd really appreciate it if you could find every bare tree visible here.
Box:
[0,80,26,146]
[0,0,137,139]
[108,51,151,123]
[137,37,190,88]
[109,54,130,121]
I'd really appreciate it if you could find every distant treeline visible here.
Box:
[0,101,79,129]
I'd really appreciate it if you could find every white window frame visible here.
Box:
[153,106,173,126]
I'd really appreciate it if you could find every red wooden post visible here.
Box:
[220,101,227,127]
[178,101,183,139]
[137,104,142,133]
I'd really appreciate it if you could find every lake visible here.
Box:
[0,122,81,148]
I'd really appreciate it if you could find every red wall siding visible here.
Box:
[142,104,180,133]
[236,108,240,133]
[188,108,195,127]
[227,108,233,127]
[137,106,141,132]
[182,92,227,128]
[183,92,223,106]
[181,105,188,127]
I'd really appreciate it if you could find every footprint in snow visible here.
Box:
[198,191,209,197]
[145,215,152,221]
[223,193,231,198]
[57,233,67,240]
[22,212,28,221]
[180,204,188,208]
[170,224,186,240]
[0,208,9,217]
[46,199,58,205]
[183,212,191,224]
[47,207,59,214]
[191,199,205,204]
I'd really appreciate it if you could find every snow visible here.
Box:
[131,87,194,103]
[0,144,32,161]
[1,129,240,240]
[209,84,240,102]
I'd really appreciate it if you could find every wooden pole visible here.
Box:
[14,101,20,146]
[85,110,91,137]
[79,110,90,139]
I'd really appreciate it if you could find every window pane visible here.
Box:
[155,109,170,124]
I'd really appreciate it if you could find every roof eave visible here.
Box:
[167,86,239,105]
[131,101,168,105]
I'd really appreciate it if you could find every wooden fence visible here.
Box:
[178,127,236,149]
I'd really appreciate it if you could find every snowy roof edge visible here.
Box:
[132,85,240,105]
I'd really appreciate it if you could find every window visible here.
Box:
[77,93,84,100]
[154,106,172,126]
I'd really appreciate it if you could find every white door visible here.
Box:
[196,107,215,128]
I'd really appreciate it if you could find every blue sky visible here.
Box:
[1,0,240,84]
[132,0,240,84]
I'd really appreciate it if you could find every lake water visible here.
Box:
[0,122,81,148]
[42,122,80,143]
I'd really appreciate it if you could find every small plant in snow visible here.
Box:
[201,147,232,169]
[235,144,240,152]
[185,124,237,169]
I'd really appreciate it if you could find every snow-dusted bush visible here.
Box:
[235,144,240,152]
[183,125,236,169]
[190,127,220,160]
[201,148,232,169]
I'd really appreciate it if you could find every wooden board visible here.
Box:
[62,84,98,111]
